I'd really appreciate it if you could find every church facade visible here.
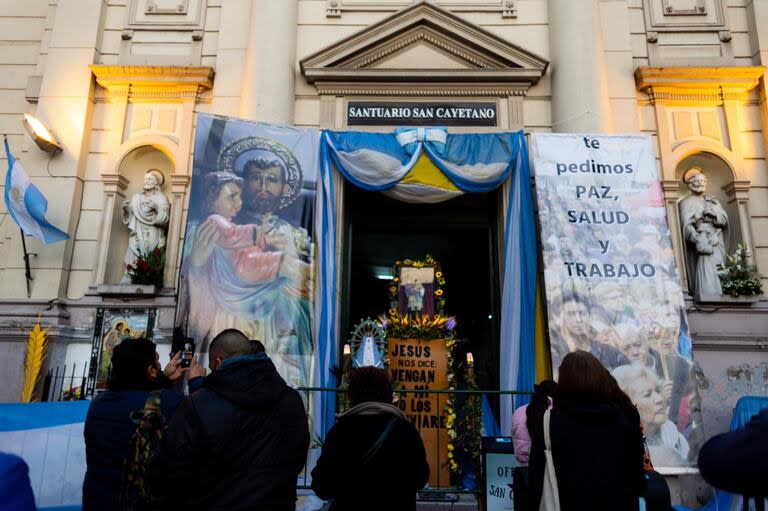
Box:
[0,0,766,453]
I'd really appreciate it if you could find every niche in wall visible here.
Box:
[675,152,741,254]
[104,145,174,284]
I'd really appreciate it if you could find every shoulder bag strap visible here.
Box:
[360,416,398,469]
[543,408,552,451]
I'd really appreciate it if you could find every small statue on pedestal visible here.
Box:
[678,167,728,298]
[121,169,170,283]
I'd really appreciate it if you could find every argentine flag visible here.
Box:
[4,139,68,243]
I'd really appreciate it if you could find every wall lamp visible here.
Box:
[23,114,62,155]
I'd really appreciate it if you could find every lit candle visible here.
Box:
[466,352,474,366]
[343,344,351,356]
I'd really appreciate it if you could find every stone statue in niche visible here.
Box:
[678,167,728,298]
[121,169,170,283]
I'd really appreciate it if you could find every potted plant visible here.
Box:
[126,247,166,289]
[717,244,763,301]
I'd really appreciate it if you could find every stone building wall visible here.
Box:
[0,2,764,455]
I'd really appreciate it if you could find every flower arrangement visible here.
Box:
[444,344,482,479]
[390,254,446,314]
[126,247,165,287]
[717,244,763,297]
[62,385,83,401]
[381,311,456,340]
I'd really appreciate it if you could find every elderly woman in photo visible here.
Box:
[613,365,690,467]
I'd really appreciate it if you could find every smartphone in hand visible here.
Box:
[180,339,194,368]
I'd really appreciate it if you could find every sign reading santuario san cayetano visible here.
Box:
[347,101,497,126]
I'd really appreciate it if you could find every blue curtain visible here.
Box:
[317,127,538,434]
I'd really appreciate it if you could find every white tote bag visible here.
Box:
[539,409,561,511]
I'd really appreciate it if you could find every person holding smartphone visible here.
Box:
[83,338,205,511]
[148,328,309,510]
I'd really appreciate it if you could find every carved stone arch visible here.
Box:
[95,135,180,285]
[670,140,738,181]
[666,141,756,295]
[108,135,180,175]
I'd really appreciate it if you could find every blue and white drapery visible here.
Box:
[317,127,538,434]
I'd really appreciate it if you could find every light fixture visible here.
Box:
[343,344,351,356]
[23,114,62,155]
[466,352,474,366]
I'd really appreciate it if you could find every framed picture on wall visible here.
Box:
[86,308,156,396]
[398,265,436,316]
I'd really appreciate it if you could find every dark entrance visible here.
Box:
[342,186,501,390]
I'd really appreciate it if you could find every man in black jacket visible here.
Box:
[148,328,310,510]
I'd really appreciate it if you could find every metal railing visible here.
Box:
[294,386,531,494]
[41,363,89,402]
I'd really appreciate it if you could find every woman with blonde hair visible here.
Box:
[613,364,690,467]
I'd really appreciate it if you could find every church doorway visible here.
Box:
[342,186,502,390]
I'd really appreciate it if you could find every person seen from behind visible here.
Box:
[148,328,310,510]
[82,338,205,510]
[698,406,768,506]
[311,366,429,511]
[511,379,556,465]
[528,350,646,511]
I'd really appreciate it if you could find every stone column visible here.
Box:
[723,180,755,260]
[164,92,197,287]
[94,174,129,284]
[29,0,107,298]
[662,180,688,292]
[548,0,613,132]
[746,0,768,162]
[240,0,298,123]
[165,175,191,287]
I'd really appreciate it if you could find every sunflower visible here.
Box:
[435,289,443,296]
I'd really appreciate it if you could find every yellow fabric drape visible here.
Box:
[534,283,552,381]
[400,153,460,191]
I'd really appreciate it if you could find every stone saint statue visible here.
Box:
[678,167,728,297]
[121,169,170,282]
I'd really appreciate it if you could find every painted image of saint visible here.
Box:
[397,266,435,316]
[95,312,152,390]
[180,134,315,388]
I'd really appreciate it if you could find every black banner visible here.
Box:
[347,101,497,126]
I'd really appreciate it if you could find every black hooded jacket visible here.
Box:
[148,354,310,510]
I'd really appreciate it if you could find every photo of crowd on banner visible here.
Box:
[534,136,703,468]
[176,115,318,388]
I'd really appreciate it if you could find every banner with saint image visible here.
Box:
[176,114,318,389]
[532,134,701,467]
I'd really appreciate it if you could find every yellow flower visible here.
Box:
[388,308,397,316]
[447,444,454,451]
[447,452,453,459]
[403,259,413,265]
[435,271,442,278]
[393,277,399,282]
[435,289,443,296]
[389,286,397,293]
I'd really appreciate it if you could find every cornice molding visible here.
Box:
[89,65,214,101]
[635,66,765,104]
[301,2,547,87]
[315,82,528,96]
